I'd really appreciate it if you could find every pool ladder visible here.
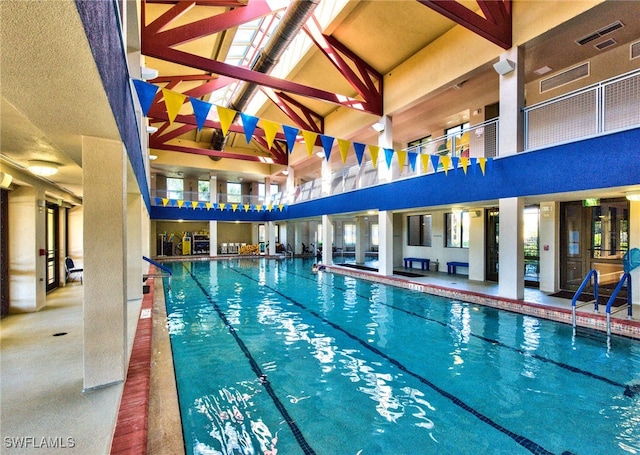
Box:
[143,255,172,289]
[572,269,633,337]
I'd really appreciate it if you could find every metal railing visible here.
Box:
[571,269,599,330]
[605,272,632,336]
[143,255,172,289]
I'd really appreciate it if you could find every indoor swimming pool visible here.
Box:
[162,258,640,455]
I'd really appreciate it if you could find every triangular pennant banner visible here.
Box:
[260,119,280,149]
[460,157,469,174]
[302,130,318,156]
[133,79,159,116]
[190,201,199,209]
[231,203,238,212]
[397,150,407,171]
[216,106,237,136]
[256,205,262,212]
[162,89,187,124]
[384,148,394,169]
[190,97,212,131]
[320,135,335,160]
[155,197,163,206]
[479,157,487,175]
[162,198,169,207]
[368,145,380,169]
[441,155,451,175]
[430,155,440,172]
[205,202,212,210]
[243,204,250,212]
[267,204,273,211]
[353,142,366,166]
[408,152,418,171]
[177,199,185,208]
[470,157,477,175]
[240,113,259,144]
[338,139,351,164]
[282,125,299,154]
[421,154,431,173]
[451,156,459,173]
[218,203,226,211]
[278,204,284,211]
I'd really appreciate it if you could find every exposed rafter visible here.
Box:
[417,0,512,50]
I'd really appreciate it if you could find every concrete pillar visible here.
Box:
[209,220,218,257]
[378,210,393,276]
[377,116,393,183]
[355,216,366,264]
[497,46,524,156]
[294,223,302,255]
[321,215,332,265]
[127,194,143,301]
[267,221,276,255]
[468,209,485,281]
[539,201,560,293]
[82,136,127,391]
[629,199,640,305]
[498,197,524,300]
[8,186,46,312]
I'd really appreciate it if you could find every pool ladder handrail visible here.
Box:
[605,272,632,336]
[571,269,599,329]
[143,255,172,289]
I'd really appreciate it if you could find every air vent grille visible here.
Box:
[540,62,590,93]
[576,21,624,46]
[595,38,617,51]
[632,40,640,60]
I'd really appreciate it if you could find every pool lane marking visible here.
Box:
[286,269,631,393]
[232,269,555,455]
[183,264,317,455]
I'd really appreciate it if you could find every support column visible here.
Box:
[498,197,524,300]
[468,209,485,281]
[321,215,332,265]
[267,221,276,256]
[629,199,640,305]
[294,223,302,255]
[497,47,525,156]
[209,175,218,256]
[539,201,560,293]
[126,194,142,301]
[378,210,393,276]
[377,116,393,183]
[355,216,366,264]
[82,136,127,391]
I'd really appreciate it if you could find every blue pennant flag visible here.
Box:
[430,155,440,172]
[282,125,299,154]
[407,152,417,171]
[451,156,459,173]
[384,148,394,169]
[353,142,366,165]
[240,113,259,144]
[320,134,335,160]
[190,97,212,131]
[132,79,158,116]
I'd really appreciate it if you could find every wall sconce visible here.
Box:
[28,160,59,177]
[626,191,640,201]
[141,67,158,81]
[371,121,385,133]
[146,125,158,134]
[0,172,12,188]
[493,58,516,76]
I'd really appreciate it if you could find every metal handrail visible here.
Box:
[143,255,172,289]
[572,269,598,329]
[605,272,632,336]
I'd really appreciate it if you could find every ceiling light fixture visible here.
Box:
[149,154,158,161]
[626,190,640,201]
[146,125,158,134]
[371,121,385,133]
[141,67,158,81]
[27,160,59,177]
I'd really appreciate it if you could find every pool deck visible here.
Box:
[1,258,639,454]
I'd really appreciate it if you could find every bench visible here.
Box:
[447,261,469,275]
[403,257,430,270]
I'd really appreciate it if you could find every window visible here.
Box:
[445,211,469,248]
[446,122,470,157]
[407,135,432,154]
[257,183,280,203]
[407,215,432,246]
[371,223,379,247]
[227,182,242,204]
[166,177,183,200]
[344,224,356,247]
[198,180,210,201]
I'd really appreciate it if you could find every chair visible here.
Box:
[65,257,83,284]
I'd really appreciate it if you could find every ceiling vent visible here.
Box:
[632,40,640,60]
[595,38,617,51]
[576,20,624,46]
[540,62,590,93]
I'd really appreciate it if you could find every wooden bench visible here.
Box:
[403,257,430,270]
[447,261,469,275]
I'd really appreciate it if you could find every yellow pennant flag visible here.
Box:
[205,202,212,210]
[267,204,273,211]
[256,204,262,212]
[190,201,198,209]
[278,204,284,211]
[338,139,351,164]
[441,156,451,175]
[420,154,431,173]
[478,157,487,175]
[396,150,407,171]
[368,145,380,169]
[231,203,238,212]
[216,106,237,136]
[460,157,469,174]
[162,89,186,124]
[162,198,169,207]
[260,119,280,150]
[177,200,185,208]
[243,204,250,212]
[219,203,226,211]
[302,130,318,156]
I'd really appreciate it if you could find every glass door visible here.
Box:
[485,208,499,282]
[46,204,59,292]
[524,206,540,287]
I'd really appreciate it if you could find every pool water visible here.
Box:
[162,258,640,455]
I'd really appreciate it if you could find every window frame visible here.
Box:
[445,211,470,248]
[407,214,432,247]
